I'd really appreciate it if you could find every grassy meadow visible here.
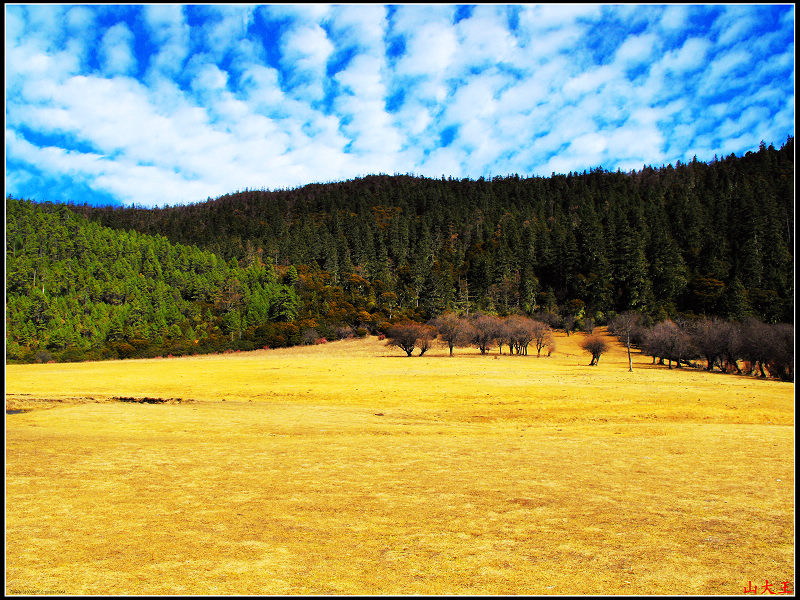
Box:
[5,330,795,595]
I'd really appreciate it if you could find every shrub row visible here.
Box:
[384,312,556,357]
[616,316,793,381]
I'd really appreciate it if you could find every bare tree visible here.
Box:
[581,334,609,366]
[640,323,667,365]
[739,318,794,380]
[719,320,744,374]
[739,318,773,377]
[639,317,792,381]
[471,313,501,355]
[430,312,473,356]
[609,311,641,372]
[494,317,513,354]
[561,313,578,337]
[385,321,426,357]
[505,315,534,355]
[530,320,553,357]
[672,318,700,368]
[690,317,729,371]
[416,324,438,356]
[766,323,793,381]
[642,320,696,369]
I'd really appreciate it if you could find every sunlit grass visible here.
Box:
[5,331,794,595]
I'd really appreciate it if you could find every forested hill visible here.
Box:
[6,199,300,362]
[68,138,794,326]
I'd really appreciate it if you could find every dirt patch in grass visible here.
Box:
[5,395,194,413]
[113,396,189,405]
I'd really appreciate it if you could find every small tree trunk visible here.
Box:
[626,335,632,372]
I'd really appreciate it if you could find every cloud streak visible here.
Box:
[5,4,794,206]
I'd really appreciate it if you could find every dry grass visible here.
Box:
[5,330,794,595]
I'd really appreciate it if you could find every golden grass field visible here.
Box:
[5,330,794,595]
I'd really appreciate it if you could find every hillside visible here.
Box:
[6,199,299,362]
[6,140,794,364]
[68,138,794,325]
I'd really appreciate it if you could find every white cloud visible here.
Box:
[563,65,617,98]
[65,6,96,45]
[614,33,658,68]
[100,23,137,76]
[7,129,105,176]
[520,4,601,29]
[190,62,230,94]
[419,146,464,178]
[335,54,384,98]
[662,37,711,73]
[713,5,759,48]
[327,4,387,52]
[4,6,27,46]
[238,64,286,114]
[394,21,458,79]
[280,23,334,101]
[202,5,255,55]
[659,5,689,31]
[15,5,67,51]
[455,5,517,69]
[495,72,559,116]
[143,5,190,79]
[442,69,509,127]
[265,4,331,24]
[708,48,752,80]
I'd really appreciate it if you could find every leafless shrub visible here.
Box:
[470,313,502,355]
[581,335,608,366]
[385,321,436,357]
[739,318,774,377]
[641,320,696,368]
[429,312,473,356]
[505,315,533,355]
[415,324,437,357]
[690,317,730,371]
[335,325,354,340]
[530,320,553,357]
[766,323,794,381]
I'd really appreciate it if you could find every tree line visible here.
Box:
[385,312,556,357]
[619,315,794,381]
[383,311,793,382]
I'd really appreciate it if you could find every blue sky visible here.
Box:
[5,4,795,207]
